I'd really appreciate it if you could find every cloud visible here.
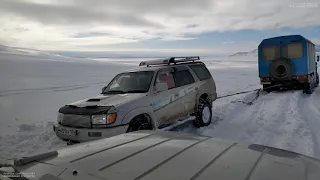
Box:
[0,0,162,27]
[223,41,235,44]
[311,39,320,45]
[0,0,319,52]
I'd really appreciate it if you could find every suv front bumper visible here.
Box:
[53,124,129,142]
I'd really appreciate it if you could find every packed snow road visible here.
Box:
[175,87,320,159]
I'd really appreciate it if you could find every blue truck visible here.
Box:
[258,35,319,94]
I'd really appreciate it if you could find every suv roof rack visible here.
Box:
[139,56,200,67]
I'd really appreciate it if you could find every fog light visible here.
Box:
[88,132,102,137]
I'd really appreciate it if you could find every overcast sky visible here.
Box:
[0,0,319,56]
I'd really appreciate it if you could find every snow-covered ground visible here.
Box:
[1,51,320,163]
[175,89,320,158]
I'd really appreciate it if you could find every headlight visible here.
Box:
[57,113,64,122]
[92,114,107,125]
[91,113,117,125]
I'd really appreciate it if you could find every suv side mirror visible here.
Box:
[317,55,319,62]
[155,83,168,93]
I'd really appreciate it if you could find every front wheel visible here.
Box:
[193,98,212,127]
[127,115,152,132]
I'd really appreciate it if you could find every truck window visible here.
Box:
[283,42,303,59]
[189,64,211,81]
[262,46,280,61]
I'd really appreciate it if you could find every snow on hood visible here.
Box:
[69,93,146,108]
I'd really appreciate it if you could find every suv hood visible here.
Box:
[68,93,146,108]
[15,131,320,180]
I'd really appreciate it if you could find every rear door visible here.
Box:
[172,66,197,114]
[189,63,216,103]
[151,68,184,126]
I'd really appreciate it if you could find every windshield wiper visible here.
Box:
[102,90,128,94]
[102,90,146,94]
[126,90,147,93]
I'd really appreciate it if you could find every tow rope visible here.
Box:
[216,84,284,105]
[217,89,261,99]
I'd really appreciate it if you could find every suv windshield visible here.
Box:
[102,71,154,94]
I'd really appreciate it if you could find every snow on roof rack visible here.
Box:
[139,56,200,66]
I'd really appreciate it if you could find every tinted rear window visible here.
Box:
[189,64,211,81]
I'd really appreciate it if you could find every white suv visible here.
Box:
[53,57,217,142]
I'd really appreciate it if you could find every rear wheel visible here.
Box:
[127,115,152,132]
[315,73,319,87]
[193,98,212,127]
[303,82,314,94]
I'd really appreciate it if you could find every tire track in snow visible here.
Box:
[275,91,315,157]
[299,88,320,158]
[176,89,319,158]
[190,91,288,141]
[229,91,296,145]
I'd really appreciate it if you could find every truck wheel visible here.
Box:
[315,73,319,87]
[303,83,314,94]
[193,98,212,127]
[127,115,152,132]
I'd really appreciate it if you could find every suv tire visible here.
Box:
[193,98,212,127]
[127,115,152,132]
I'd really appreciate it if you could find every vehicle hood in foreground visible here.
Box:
[16,131,320,180]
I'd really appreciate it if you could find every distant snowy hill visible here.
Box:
[0,45,92,62]
[0,45,65,58]
[230,46,320,57]
[229,49,258,57]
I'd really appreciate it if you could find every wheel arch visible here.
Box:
[121,106,157,129]
[195,93,211,108]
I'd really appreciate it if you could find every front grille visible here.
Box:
[61,114,91,128]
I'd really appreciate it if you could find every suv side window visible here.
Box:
[156,70,176,89]
[173,70,195,87]
[189,64,211,81]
